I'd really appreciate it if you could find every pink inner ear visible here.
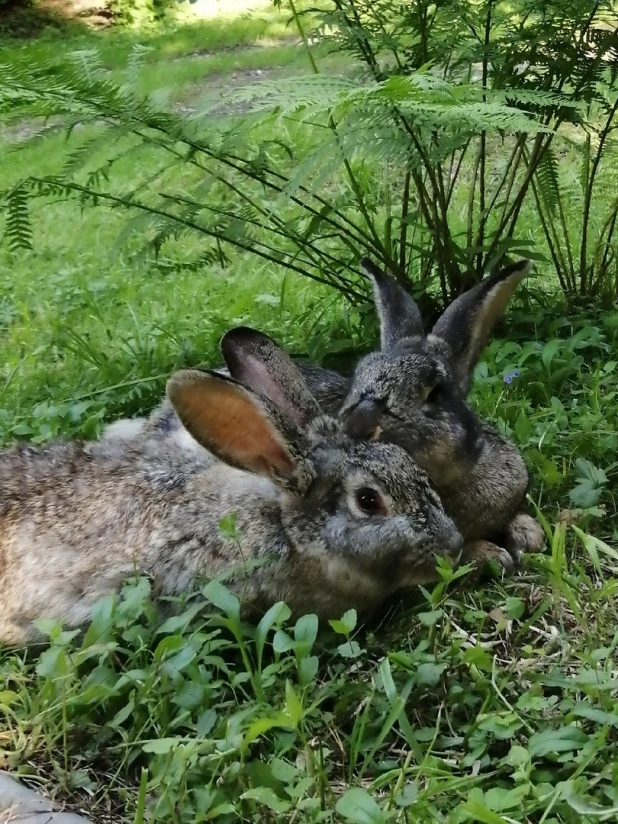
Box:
[236,354,306,428]
[174,378,295,477]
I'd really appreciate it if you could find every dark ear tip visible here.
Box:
[221,326,277,360]
[502,258,533,278]
[359,257,386,281]
[221,326,262,347]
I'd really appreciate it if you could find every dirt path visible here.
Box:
[0,43,297,144]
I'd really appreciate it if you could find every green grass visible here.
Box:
[0,8,353,441]
[1,8,618,824]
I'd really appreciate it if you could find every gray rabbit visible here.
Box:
[104,261,543,572]
[338,258,544,571]
[0,328,462,647]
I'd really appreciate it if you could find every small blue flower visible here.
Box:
[503,374,513,384]
[512,370,520,378]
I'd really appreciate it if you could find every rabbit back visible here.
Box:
[0,441,264,644]
[101,362,350,450]
[0,437,410,644]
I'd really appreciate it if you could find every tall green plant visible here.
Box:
[306,0,618,299]
[530,73,618,300]
[1,0,618,306]
[0,45,540,307]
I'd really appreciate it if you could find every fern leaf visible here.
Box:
[125,44,153,87]
[534,146,562,217]
[3,184,33,252]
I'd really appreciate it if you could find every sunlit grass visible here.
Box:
[1,7,618,824]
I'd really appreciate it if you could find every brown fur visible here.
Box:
[0,331,463,646]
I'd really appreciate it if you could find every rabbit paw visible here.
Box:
[461,540,518,577]
[504,513,545,555]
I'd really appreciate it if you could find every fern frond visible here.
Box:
[2,184,33,252]
[66,49,108,83]
[125,44,153,87]
[534,146,562,217]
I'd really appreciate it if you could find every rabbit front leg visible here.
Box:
[454,514,544,577]
[438,427,543,567]
[504,512,545,555]
[459,539,517,575]
[466,431,545,563]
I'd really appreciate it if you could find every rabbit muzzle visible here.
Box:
[341,399,383,440]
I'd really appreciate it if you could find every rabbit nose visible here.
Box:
[342,400,382,439]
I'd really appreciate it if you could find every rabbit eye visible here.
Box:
[354,486,385,515]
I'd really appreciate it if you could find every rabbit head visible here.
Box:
[339,259,532,486]
[168,327,463,591]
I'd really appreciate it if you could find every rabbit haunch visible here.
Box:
[0,329,461,646]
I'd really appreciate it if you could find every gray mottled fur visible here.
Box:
[101,262,544,572]
[339,259,544,571]
[0,330,461,646]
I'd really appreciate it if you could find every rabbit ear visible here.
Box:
[429,259,533,393]
[360,258,424,350]
[220,327,320,428]
[166,370,312,492]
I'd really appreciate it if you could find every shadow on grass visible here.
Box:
[0,0,297,67]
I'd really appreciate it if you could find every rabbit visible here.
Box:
[0,328,463,647]
[101,261,542,571]
[337,258,545,572]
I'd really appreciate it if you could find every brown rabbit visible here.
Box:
[0,329,462,646]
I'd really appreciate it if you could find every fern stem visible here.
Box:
[160,192,359,292]
[131,124,378,252]
[580,98,618,294]
[29,176,365,299]
[466,141,481,256]
[287,0,320,75]
[395,116,459,292]
[125,134,363,290]
[445,141,470,209]
[592,195,618,296]
[287,0,393,271]
[485,132,549,266]
[484,135,525,219]
[484,1,606,271]
[333,0,381,76]
[476,0,495,277]
[365,0,404,73]
[325,2,455,286]
[525,151,570,294]
[399,170,411,273]
[418,0,429,65]
[556,176,576,292]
